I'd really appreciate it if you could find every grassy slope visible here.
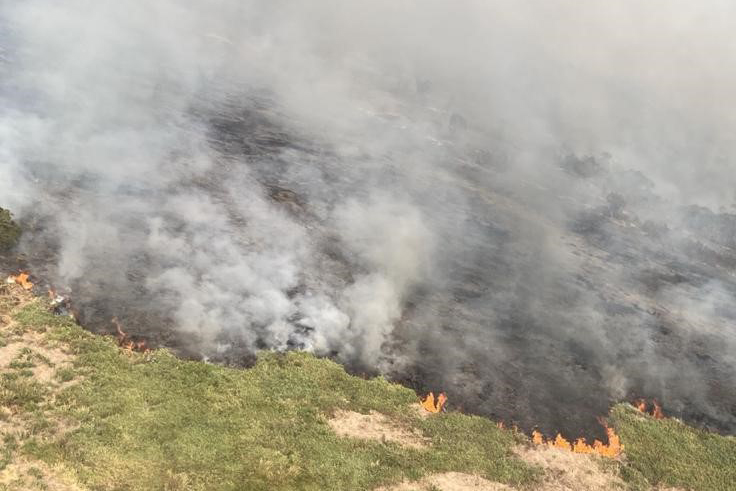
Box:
[611,405,736,491]
[4,298,537,491]
[2,292,736,490]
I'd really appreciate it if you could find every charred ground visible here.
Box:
[2,99,736,443]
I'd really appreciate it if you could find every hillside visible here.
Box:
[1,283,735,491]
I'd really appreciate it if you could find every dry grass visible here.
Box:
[328,410,429,449]
[0,459,84,491]
[514,445,626,490]
[375,472,514,491]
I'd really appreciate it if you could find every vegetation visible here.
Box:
[1,295,537,491]
[1,287,735,490]
[0,208,21,252]
[611,404,736,491]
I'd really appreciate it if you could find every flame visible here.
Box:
[531,422,622,458]
[532,430,544,445]
[420,392,447,413]
[6,272,33,290]
[112,317,149,353]
[632,399,665,419]
[652,400,664,420]
[552,433,571,451]
[573,438,594,454]
[633,399,647,412]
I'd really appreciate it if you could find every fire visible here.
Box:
[422,390,620,457]
[531,422,622,458]
[497,421,520,432]
[652,400,664,420]
[632,399,665,419]
[552,433,571,451]
[532,430,544,445]
[420,392,447,413]
[112,317,149,353]
[573,437,594,454]
[633,398,647,412]
[6,272,33,290]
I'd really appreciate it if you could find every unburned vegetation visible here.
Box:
[0,284,734,490]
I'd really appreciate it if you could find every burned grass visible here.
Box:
[1,286,735,490]
[1,292,536,491]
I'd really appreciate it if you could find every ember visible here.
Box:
[420,392,447,413]
[531,421,622,458]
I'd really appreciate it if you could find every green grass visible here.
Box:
[4,298,736,490]
[611,404,736,491]
[1,435,19,472]
[0,373,48,411]
[11,301,537,491]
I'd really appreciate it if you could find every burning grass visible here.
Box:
[2,285,735,490]
[2,294,537,490]
[5,273,33,291]
[420,392,447,414]
[530,422,621,458]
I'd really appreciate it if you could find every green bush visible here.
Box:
[0,207,21,251]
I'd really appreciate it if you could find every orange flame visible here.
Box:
[633,398,647,412]
[532,430,544,445]
[552,433,571,451]
[112,317,149,353]
[632,399,665,419]
[420,392,447,413]
[573,437,594,454]
[652,400,664,420]
[6,272,33,290]
[531,423,622,458]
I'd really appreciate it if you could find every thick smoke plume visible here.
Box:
[1,1,736,437]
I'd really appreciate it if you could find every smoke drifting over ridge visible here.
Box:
[2,1,736,437]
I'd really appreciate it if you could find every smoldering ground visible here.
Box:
[1,1,736,439]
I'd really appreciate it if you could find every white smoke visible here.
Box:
[2,0,736,433]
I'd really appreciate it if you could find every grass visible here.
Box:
[2,293,736,490]
[6,300,538,491]
[610,404,736,491]
[0,374,48,411]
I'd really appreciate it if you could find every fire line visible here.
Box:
[531,421,622,458]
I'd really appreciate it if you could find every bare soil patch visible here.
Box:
[0,285,84,490]
[328,410,428,449]
[375,472,513,491]
[0,459,85,491]
[515,445,625,491]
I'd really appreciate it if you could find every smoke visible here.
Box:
[1,1,736,436]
